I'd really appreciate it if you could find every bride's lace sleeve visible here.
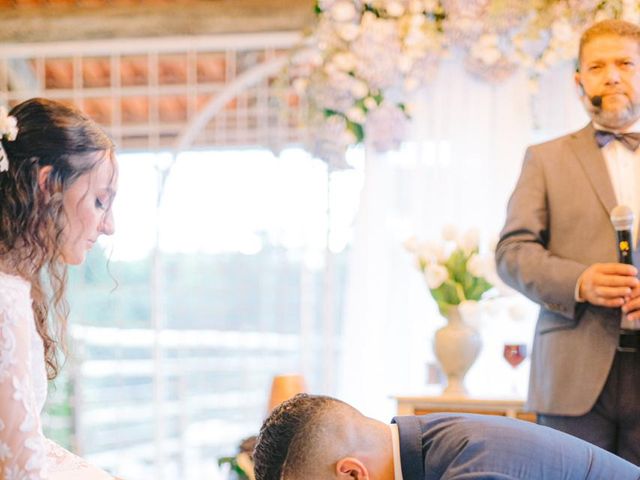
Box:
[0,305,47,479]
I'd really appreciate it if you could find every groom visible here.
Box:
[252,393,640,480]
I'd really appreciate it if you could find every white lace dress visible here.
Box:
[0,272,114,480]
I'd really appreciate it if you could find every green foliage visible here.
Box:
[427,247,493,317]
[218,457,250,480]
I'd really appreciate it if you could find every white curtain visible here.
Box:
[337,59,589,420]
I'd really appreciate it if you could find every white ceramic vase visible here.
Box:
[433,304,482,395]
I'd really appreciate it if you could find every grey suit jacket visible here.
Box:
[496,123,640,415]
[392,413,640,479]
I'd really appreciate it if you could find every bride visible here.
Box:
[0,98,119,479]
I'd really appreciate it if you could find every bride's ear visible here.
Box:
[37,165,53,194]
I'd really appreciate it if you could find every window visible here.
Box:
[45,147,363,479]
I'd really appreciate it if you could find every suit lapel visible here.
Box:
[570,124,617,216]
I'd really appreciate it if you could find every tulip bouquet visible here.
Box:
[404,226,496,317]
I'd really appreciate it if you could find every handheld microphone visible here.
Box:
[612,205,633,265]
[611,205,640,352]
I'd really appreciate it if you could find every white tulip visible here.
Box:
[425,263,449,289]
[403,235,419,253]
[442,225,458,242]
[467,253,485,277]
[417,240,438,262]
[460,228,480,254]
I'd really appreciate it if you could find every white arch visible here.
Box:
[172,55,289,153]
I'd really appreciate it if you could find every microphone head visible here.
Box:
[591,95,603,108]
[611,205,634,231]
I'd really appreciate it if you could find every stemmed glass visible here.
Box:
[503,343,527,396]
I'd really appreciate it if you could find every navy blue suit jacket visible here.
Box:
[391,414,640,479]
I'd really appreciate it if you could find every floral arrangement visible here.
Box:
[289,0,640,164]
[218,435,257,480]
[404,226,496,317]
[0,106,19,173]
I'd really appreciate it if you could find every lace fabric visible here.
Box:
[0,272,114,480]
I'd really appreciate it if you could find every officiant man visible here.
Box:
[496,19,640,464]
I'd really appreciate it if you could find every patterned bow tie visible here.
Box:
[595,130,640,151]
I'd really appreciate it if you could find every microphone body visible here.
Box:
[591,95,603,108]
[611,205,640,352]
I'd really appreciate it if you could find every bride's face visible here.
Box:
[60,152,118,265]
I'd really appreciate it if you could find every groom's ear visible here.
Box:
[336,457,369,479]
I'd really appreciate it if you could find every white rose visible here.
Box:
[332,52,357,72]
[425,263,448,289]
[441,224,458,242]
[346,106,366,124]
[336,23,361,42]
[349,79,369,99]
[386,1,405,17]
[408,0,422,13]
[364,96,378,110]
[331,1,357,22]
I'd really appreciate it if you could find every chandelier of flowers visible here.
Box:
[287,0,639,166]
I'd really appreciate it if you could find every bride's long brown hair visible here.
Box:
[0,98,114,380]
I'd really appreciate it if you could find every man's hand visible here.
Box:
[578,263,638,307]
[622,281,640,320]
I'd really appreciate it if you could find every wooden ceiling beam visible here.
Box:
[0,0,315,43]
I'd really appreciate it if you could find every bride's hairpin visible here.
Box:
[0,106,19,173]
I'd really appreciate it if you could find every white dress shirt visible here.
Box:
[389,424,404,480]
[575,119,640,301]
[595,117,640,245]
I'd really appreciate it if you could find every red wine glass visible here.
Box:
[503,343,527,395]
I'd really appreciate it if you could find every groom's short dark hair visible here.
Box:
[253,393,347,480]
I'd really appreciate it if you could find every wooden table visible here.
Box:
[394,394,536,422]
